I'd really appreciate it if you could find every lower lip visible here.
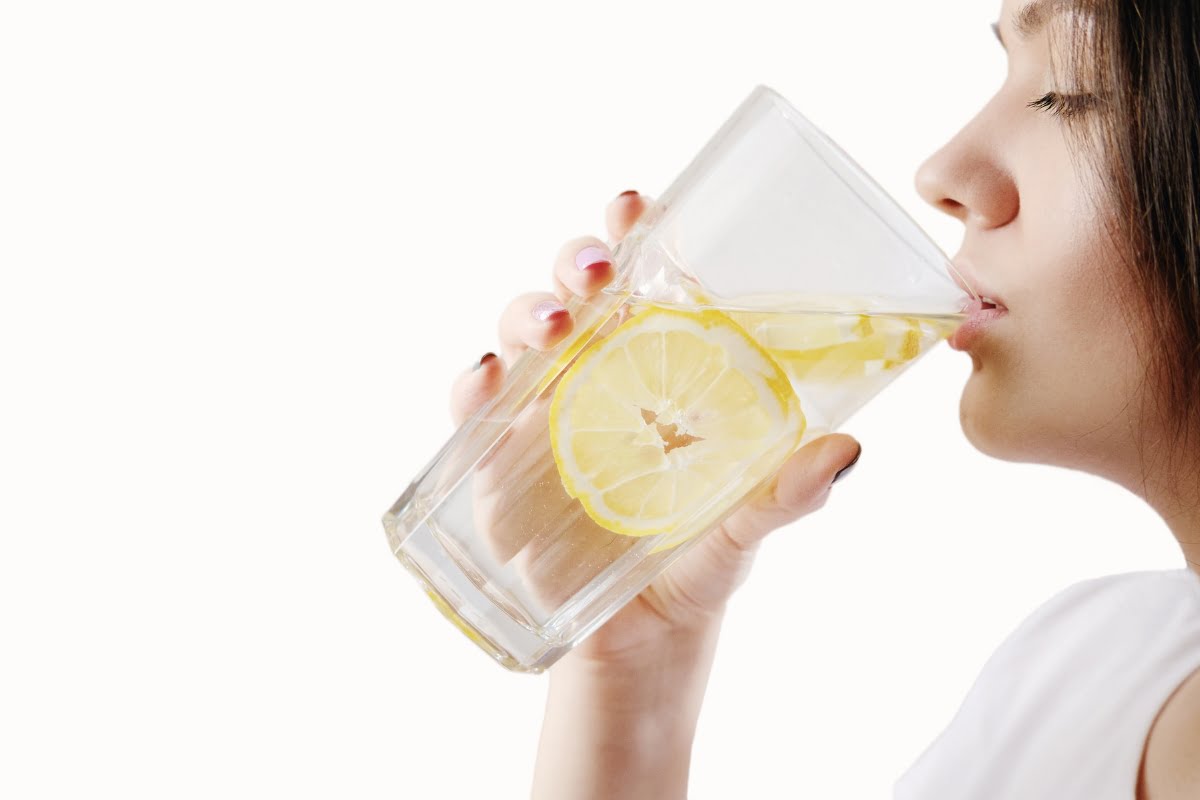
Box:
[948,304,1008,351]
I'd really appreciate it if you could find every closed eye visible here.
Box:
[1027,91,1102,117]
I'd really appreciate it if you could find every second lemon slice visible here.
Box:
[733,311,940,382]
[549,305,805,539]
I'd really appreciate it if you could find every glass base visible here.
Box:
[385,509,572,674]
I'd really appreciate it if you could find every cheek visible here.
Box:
[1033,275,1142,415]
[961,192,1148,463]
[960,296,1144,465]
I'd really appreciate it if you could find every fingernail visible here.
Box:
[532,300,568,322]
[472,352,497,371]
[831,447,862,485]
[575,246,612,271]
[618,189,638,198]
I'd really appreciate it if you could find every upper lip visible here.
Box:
[951,259,1007,310]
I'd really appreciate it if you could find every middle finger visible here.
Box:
[498,291,574,363]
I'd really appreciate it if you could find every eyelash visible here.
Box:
[1027,92,1100,117]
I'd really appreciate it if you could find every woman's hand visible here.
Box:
[448,190,861,799]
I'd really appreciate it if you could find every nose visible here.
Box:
[914,111,1019,230]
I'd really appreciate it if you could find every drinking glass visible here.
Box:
[383,84,976,673]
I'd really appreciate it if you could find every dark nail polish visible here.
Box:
[473,352,497,371]
[618,190,638,198]
[831,447,862,485]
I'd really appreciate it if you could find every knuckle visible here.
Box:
[500,293,541,333]
[512,291,545,309]
[806,489,832,514]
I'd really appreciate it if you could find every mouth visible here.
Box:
[951,261,1006,313]
[969,294,1007,312]
[950,296,1008,351]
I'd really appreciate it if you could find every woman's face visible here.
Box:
[915,0,1153,482]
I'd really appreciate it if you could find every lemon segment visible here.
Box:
[549,306,805,540]
[731,310,874,352]
[739,313,931,383]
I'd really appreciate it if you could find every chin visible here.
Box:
[957,370,1078,468]
[959,402,1013,460]
[957,368,1034,463]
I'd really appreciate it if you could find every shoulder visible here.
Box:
[997,569,1194,652]
[1135,568,1200,800]
[1138,662,1200,800]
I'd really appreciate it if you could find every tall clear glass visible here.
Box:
[383,84,976,673]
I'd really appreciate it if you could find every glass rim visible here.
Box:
[646,83,979,306]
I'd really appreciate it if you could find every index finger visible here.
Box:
[551,191,660,303]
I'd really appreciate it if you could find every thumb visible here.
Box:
[719,434,862,550]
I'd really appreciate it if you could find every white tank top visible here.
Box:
[893,568,1200,799]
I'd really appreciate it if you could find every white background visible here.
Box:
[0,1,1183,797]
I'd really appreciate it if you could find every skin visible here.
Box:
[447,2,1200,795]
[917,0,1200,569]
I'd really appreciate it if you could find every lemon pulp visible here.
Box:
[548,306,805,540]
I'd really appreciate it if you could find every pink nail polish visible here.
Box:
[575,246,611,271]
[532,300,568,322]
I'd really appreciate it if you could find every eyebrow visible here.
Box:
[991,0,1081,48]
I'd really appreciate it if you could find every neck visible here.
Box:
[1135,431,1200,577]
[1159,500,1200,577]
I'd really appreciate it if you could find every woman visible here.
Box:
[450,0,1200,796]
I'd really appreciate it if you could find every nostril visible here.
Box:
[934,197,969,222]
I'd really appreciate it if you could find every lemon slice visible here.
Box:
[738,313,933,382]
[549,306,804,540]
[731,310,874,353]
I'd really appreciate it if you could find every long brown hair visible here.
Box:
[1056,1,1200,470]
